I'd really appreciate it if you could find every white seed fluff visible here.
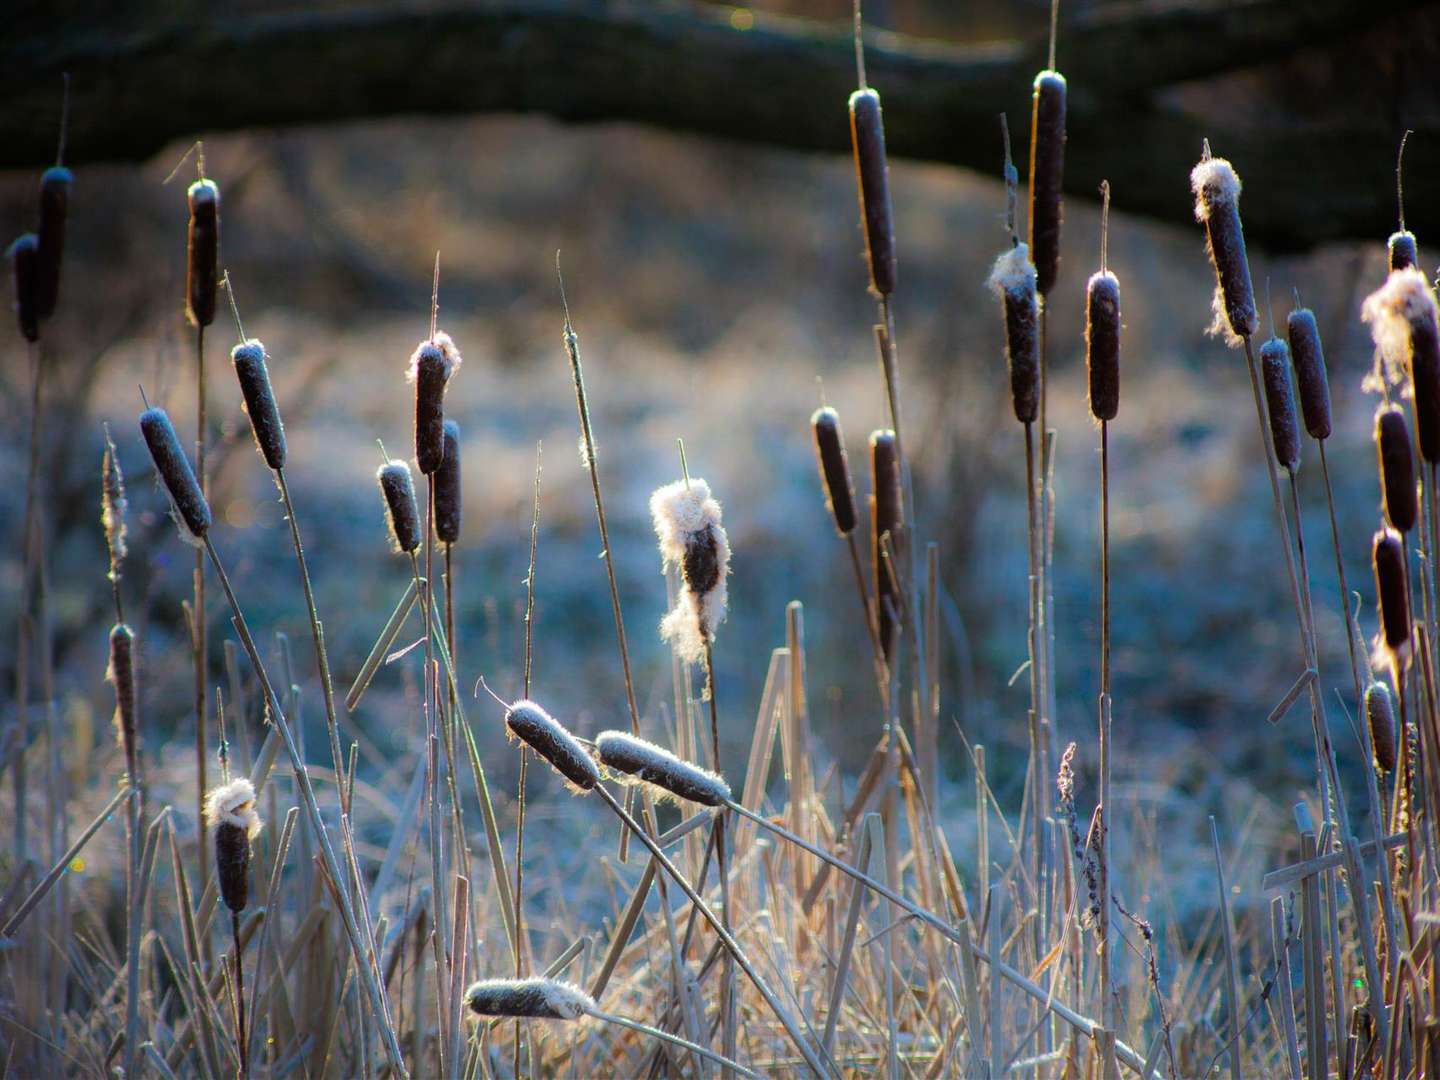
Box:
[1362,268,1439,396]
[649,478,730,664]
[986,243,1036,299]
[405,330,463,384]
[203,777,263,839]
[1189,157,1241,222]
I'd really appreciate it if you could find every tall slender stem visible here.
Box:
[514,443,541,1080]
[1023,421,1043,918]
[232,910,249,1080]
[12,340,42,861]
[195,323,209,894]
[1098,420,1113,1030]
[705,638,736,1078]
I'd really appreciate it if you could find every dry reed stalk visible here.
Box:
[512,439,540,1080]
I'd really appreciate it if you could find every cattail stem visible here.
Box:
[514,444,541,1080]
[232,910,248,1080]
[195,322,209,898]
[704,638,737,1077]
[844,530,889,698]
[12,340,42,861]
[1023,421,1044,918]
[1098,419,1113,1030]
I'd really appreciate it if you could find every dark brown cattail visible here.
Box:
[1365,681,1397,773]
[1390,231,1419,273]
[1261,337,1300,472]
[1375,405,1418,534]
[1028,71,1067,296]
[1362,269,1440,462]
[848,88,897,297]
[1086,269,1120,421]
[231,340,286,471]
[10,233,39,343]
[465,977,593,1020]
[650,479,732,663]
[409,332,461,474]
[186,179,219,328]
[108,623,137,774]
[988,246,1040,423]
[1190,154,1257,345]
[205,778,261,914]
[870,429,902,665]
[35,166,71,321]
[435,420,462,544]
[377,460,420,554]
[504,700,599,792]
[811,406,857,535]
[1373,527,1410,655]
[595,730,732,807]
[140,407,211,539]
[1286,307,1331,440]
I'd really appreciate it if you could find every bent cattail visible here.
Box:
[108,623,137,774]
[1373,527,1410,657]
[377,460,420,554]
[811,407,857,535]
[186,179,219,328]
[1365,682,1397,774]
[1086,269,1120,422]
[1375,405,1418,533]
[1390,231,1419,273]
[435,420,462,544]
[1191,153,1257,345]
[465,977,593,1020]
[1261,337,1300,472]
[204,777,262,914]
[650,478,731,664]
[408,331,462,474]
[1028,70,1067,296]
[35,165,71,321]
[140,407,211,539]
[1286,307,1332,440]
[503,700,599,792]
[10,233,39,343]
[988,245,1040,423]
[848,88,896,296]
[231,339,286,471]
[871,429,902,664]
[1362,269,1440,462]
[595,730,732,807]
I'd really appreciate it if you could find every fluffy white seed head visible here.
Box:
[405,330,462,385]
[986,243,1036,299]
[464,977,594,1020]
[595,730,732,806]
[1362,268,1439,396]
[1189,157,1241,222]
[203,777,263,839]
[649,478,730,663]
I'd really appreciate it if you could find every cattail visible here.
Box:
[35,165,71,321]
[139,407,211,539]
[408,331,462,475]
[1028,71,1067,296]
[1261,337,1300,472]
[848,88,896,297]
[1390,231,1419,273]
[1086,270,1120,422]
[503,700,599,792]
[465,977,594,1020]
[185,179,219,328]
[377,460,420,554]
[1286,307,1331,440]
[102,426,128,570]
[987,245,1040,423]
[204,777,262,914]
[1365,682,1397,773]
[595,730,732,807]
[811,406,857,535]
[1375,405,1418,533]
[1362,269,1440,462]
[870,429,902,664]
[1373,527,1410,657]
[108,623,137,774]
[231,339,286,471]
[650,478,731,663]
[435,419,462,544]
[10,233,39,343]
[1190,153,1258,345]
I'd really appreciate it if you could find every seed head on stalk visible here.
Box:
[650,477,730,664]
[1191,148,1257,346]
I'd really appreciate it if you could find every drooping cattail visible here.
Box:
[139,407,211,539]
[108,623,137,775]
[1390,232,1419,273]
[10,233,39,343]
[649,478,731,663]
[1373,527,1410,658]
[35,165,71,321]
[186,179,220,328]
[1086,270,1120,422]
[1190,153,1258,345]
[377,460,420,554]
[1365,681,1397,774]
[465,977,594,1020]
[102,424,128,572]
[408,331,462,475]
[204,777,262,914]
[1286,307,1332,440]
[870,429,902,665]
[1260,337,1300,472]
[595,730,732,807]
[503,700,599,792]
[1028,70,1067,296]
[811,406,857,535]
[1362,269,1440,462]
[435,419,462,544]
[987,245,1040,423]
[231,339,286,471]
[848,88,896,297]
[1375,405,1418,534]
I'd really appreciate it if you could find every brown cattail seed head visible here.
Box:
[870,429,902,665]
[408,331,461,474]
[650,479,732,662]
[185,179,220,328]
[204,778,262,914]
[1261,337,1300,472]
[140,407,211,538]
[1286,307,1331,440]
[35,166,71,321]
[811,406,857,535]
[377,460,420,554]
[1365,681,1397,773]
[435,420,462,544]
[504,700,599,792]
[595,730,732,806]
[988,245,1040,423]
[1373,527,1410,655]
[10,233,39,343]
[1085,269,1120,421]
[231,340,286,471]
[108,623,137,774]
[465,977,594,1020]
[848,88,897,297]
[1028,71,1067,296]
[1375,405,1418,533]
[1389,231,1418,273]
[1191,155,1258,345]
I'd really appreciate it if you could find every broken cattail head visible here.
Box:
[1375,405,1418,534]
[140,407,211,539]
[102,427,129,570]
[650,479,731,664]
[1389,231,1419,273]
[870,428,902,665]
[987,245,1040,423]
[10,233,39,343]
[1286,307,1331,440]
[1368,270,1440,462]
[35,165,71,321]
[1373,527,1411,659]
[811,406,858,535]
[1028,70,1067,296]
[1260,337,1300,472]
[465,977,594,1020]
[204,777,262,914]
[408,331,461,475]
[1085,269,1120,422]
[185,179,220,328]
[595,730,732,807]
[1365,682,1397,774]
[504,700,599,792]
[435,420,462,544]
[108,623,137,774]
[1190,154,1257,345]
[848,88,897,296]
[231,339,286,471]
[377,460,421,554]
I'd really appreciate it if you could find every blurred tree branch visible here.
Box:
[2,0,1436,248]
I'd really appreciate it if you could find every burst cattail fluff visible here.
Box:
[1028,70,1067,296]
[435,420,462,544]
[1373,527,1410,659]
[465,977,594,1020]
[204,778,262,914]
[1190,155,1257,345]
[377,460,420,554]
[102,427,128,570]
[1261,337,1300,472]
[108,623,137,774]
[140,407,211,539]
[10,233,39,343]
[848,88,897,296]
[1286,307,1331,440]
[988,244,1040,423]
[1362,269,1440,462]
[811,406,857,535]
[35,165,71,321]
[231,340,286,471]
[1390,231,1418,273]
[595,730,732,807]
[1365,681,1397,773]
[504,700,599,792]
[871,429,902,665]
[650,479,731,664]
[408,331,461,474]
[185,179,219,328]
[1375,405,1418,533]
[1085,269,1120,421]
